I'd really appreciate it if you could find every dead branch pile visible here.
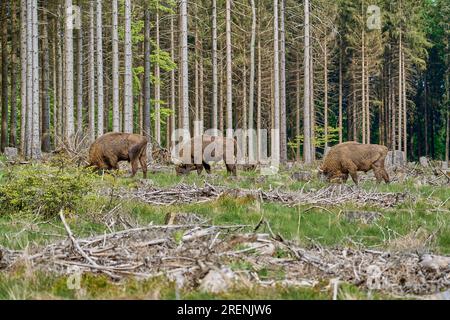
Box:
[112,183,409,208]
[0,216,448,297]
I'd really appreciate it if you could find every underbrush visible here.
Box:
[0,164,96,217]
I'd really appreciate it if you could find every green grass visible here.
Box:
[0,268,390,300]
[0,162,449,299]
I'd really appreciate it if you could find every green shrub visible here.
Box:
[0,165,95,216]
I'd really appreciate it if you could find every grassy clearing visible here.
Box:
[0,162,449,299]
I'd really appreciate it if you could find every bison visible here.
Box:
[173,135,237,176]
[87,132,148,178]
[319,142,389,185]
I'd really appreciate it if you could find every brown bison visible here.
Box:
[319,142,389,185]
[88,132,148,178]
[173,135,237,176]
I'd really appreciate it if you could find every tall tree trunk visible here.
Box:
[211,0,218,132]
[9,1,17,147]
[123,0,133,133]
[402,50,407,159]
[31,0,40,158]
[1,1,9,152]
[155,6,161,143]
[272,0,280,166]
[361,23,366,144]
[296,54,301,161]
[257,11,262,161]
[76,3,83,135]
[338,44,343,144]
[26,0,34,158]
[279,0,287,163]
[225,0,233,139]
[366,59,370,143]
[248,0,256,161]
[398,34,402,152]
[96,0,104,136]
[41,0,50,151]
[303,0,311,164]
[112,0,119,132]
[143,5,151,139]
[324,40,328,149]
[64,0,75,145]
[20,0,27,154]
[57,8,63,145]
[88,1,95,141]
[169,14,175,146]
[180,0,189,134]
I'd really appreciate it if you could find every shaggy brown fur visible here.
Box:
[174,135,238,176]
[319,141,389,185]
[88,132,148,178]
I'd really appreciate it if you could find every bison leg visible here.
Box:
[130,159,139,177]
[381,168,390,183]
[226,164,237,176]
[203,161,211,174]
[139,153,148,179]
[195,164,204,175]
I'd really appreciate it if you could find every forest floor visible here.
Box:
[0,155,449,300]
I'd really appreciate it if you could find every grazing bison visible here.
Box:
[319,142,389,185]
[173,135,237,176]
[88,132,148,178]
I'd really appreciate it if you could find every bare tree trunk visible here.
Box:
[112,0,119,132]
[211,0,218,132]
[248,0,256,161]
[76,3,83,135]
[57,8,63,144]
[398,34,402,152]
[324,41,328,149]
[1,1,9,152]
[272,0,280,166]
[64,0,75,145]
[303,0,312,163]
[169,14,175,146]
[143,5,151,139]
[31,0,40,158]
[26,0,34,158]
[338,44,343,144]
[123,0,133,133]
[279,0,287,163]
[402,50,407,159]
[155,6,161,143]
[257,17,262,162]
[296,54,300,161]
[225,0,232,139]
[41,0,50,152]
[180,0,189,134]
[9,1,18,147]
[366,58,370,143]
[219,56,224,134]
[361,25,366,144]
[96,0,104,136]
[445,49,449,166]
[199,45,204,135]
[88,1,95,141]
[20,0,27,154]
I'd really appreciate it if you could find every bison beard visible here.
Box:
[319,142,390,185]
[174,135,237,176]
[87,132,148,178]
